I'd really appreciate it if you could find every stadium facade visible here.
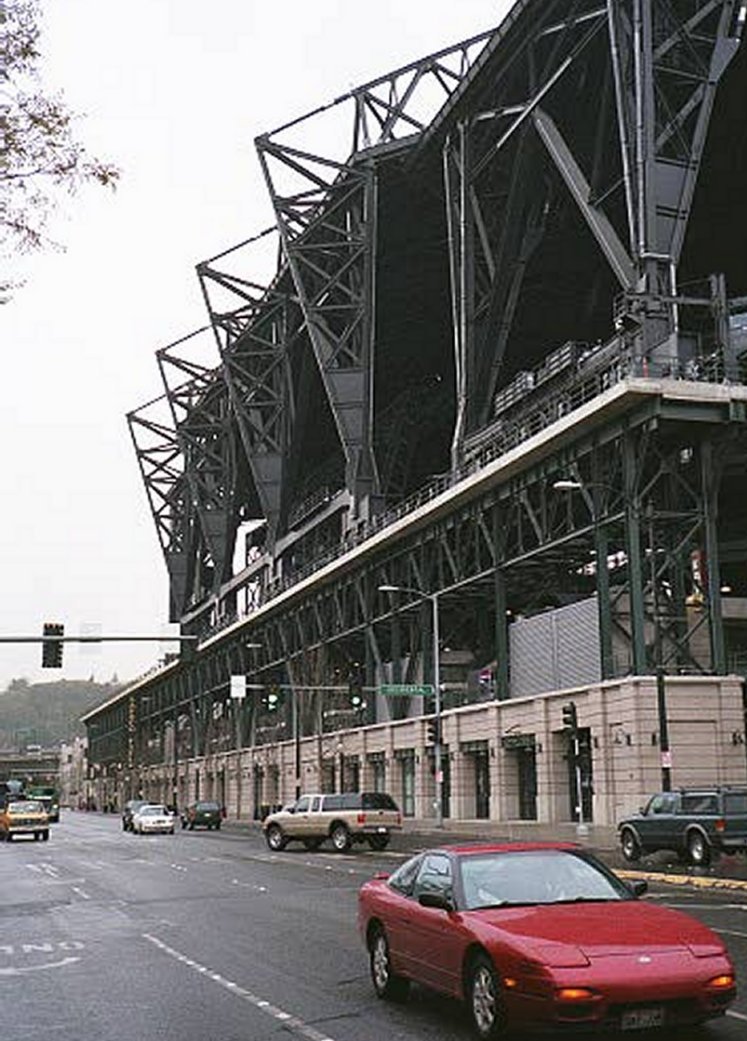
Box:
[84,1,747,827]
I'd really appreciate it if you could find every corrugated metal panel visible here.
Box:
[510,612,555,698]
[509,596,601,698]
[556,597,601,690]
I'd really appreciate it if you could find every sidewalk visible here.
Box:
[222,815,747,887]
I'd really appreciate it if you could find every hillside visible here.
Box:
[0,678,123,749]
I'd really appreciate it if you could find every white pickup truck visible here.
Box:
[263,791,402,852]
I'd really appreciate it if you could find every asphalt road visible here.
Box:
[1,812,746,1041]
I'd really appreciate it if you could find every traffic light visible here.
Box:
[41,623,64,668]
[265,684,280,711]
[348,676,364,710]
[427,716,441,745]
[561,701,578,736]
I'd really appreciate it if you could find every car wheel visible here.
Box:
[169,827,175,835]
[369,927,409,1002]
[468,953,506,1040]
[620,827,641,863]
[215,822,221,830]
[6,833,12,843]
[330,822,351,852]
[265,824,287,851]
[368,834,390,852]
[34,832,40,841]
[303,838,323,852]
[189,822,195,831]
[42,832,49,841]
[687,831,711,867]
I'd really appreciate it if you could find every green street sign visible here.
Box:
[379,683,434,697]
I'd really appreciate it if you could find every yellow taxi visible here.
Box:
[0,799,50,842]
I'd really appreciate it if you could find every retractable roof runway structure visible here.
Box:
[87,2,746,794]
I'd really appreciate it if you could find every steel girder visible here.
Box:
[211,398,744,708]
[253,28,496,516]
[197,232,297,542]
[157,329,245,604]
[441,0,744,457]
[127,394,196,620]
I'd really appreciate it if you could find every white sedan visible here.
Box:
[131,804,175,835]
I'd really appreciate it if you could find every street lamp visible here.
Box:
[379,584,443,827]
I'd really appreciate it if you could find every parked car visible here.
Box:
[131,804,175,835]
[181,800,222,830]
[358,841,736,1038]
[122,799,149,832]
[618,785,747,866]
[263,791,401,852]
[0,798,50,842]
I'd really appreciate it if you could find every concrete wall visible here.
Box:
[141,674,747,828]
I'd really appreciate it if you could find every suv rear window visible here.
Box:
[362,793,398,811]
[724,792,747,814]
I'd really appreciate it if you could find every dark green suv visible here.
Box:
[181,800,222,830]
[618,786,747,866]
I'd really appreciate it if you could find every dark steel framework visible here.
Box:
[95,2,747,776]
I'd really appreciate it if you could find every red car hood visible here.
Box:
[473,901,723,959]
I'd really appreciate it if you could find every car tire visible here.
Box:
[169,827,175,835]
[6,833,12,843]
[303,838,323,852]
[687,830,712,867]
[216,822,221,830]
[34,832,40,841]
[620,827,642,863]
[368,834,390,852]
[369,927,409,1002]
[467,952,506,1040]
[189,822,195,831]
[265,824,287,851]
[42,832,49,841]
[330,822,351,853]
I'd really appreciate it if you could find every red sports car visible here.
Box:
[358,842,736,1038]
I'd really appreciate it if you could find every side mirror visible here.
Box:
[629,880,648,898]
[639,805,647,815]
[418,891,454,912]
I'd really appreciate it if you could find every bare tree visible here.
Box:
[1,0,120,298]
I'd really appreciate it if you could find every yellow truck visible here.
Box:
[0,798,50,842]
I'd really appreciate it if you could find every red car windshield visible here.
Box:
[460,850,629,910]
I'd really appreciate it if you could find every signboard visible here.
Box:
[501,733,536,750]
[230,675,247,700]
[379,683,434,697]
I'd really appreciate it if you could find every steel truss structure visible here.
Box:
[96,2,747,778]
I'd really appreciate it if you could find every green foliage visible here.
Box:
[0,676,123,749]
[1,0,120,299]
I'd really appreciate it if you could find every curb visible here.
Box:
[616,868,747,892]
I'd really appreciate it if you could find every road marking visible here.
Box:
[71,887,90,900]
[143,933,338,1041]
[718,928,747,940]
[728,1009,747,1021]
[0,956,80,976]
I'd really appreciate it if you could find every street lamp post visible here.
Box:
[379,584,443,827]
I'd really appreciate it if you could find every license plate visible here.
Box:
[621,1008,665,1031]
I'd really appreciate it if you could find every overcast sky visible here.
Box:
[0,0,509,691]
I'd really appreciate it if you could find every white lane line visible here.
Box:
[717,928,747,939]
[143,933,338,1041]
[71,887,90,900]
[728,1009,747,1021]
